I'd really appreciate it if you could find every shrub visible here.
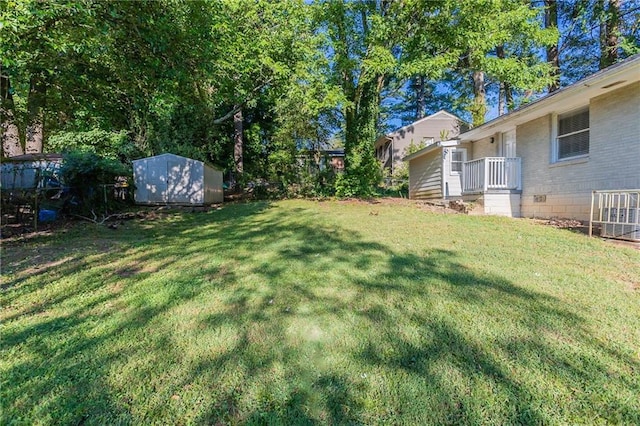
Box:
[60,151,131,215]
[47,129,142,162]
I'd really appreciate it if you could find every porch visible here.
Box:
[462,157,522,217]
[462,157,522,194]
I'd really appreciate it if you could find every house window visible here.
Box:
[451,150,464,173]
[557,108,589,160]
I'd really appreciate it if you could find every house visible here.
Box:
[298,148,345,173]
[406,54,640,228]
[375,110,466,175]
[133,153,223,205]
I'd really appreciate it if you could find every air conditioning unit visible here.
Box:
[600,207,640,242]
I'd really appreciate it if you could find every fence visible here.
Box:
[1,182,131,231]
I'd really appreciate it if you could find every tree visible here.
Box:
[1,0,101,155]
[598,0,621,68]
[544,0,560,92]
[556,0,639,85]
[397,0,556,126]
[1,74,22,156]
[321,0,399,197]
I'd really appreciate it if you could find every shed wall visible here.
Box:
[134,154,219,205]
[203,165,224,203]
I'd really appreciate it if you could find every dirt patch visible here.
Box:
[530,218,640,251]
[114,262,159,278]
[335,197,462,214]
[530,218,590,235]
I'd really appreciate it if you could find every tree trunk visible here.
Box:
[600,0,620,69]
[415,75,426,120]
[25,74,46,154]
[233,105,243,175]
[496,45,513,114]
[498,82,505,117]
[1,75,23,157]
[471,70,486,127]
[545,0,560,92]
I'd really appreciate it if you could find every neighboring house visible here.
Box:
[299,148,345,173]
[406,54,639,227]
[375,110,466,175]
[133,153,223,205]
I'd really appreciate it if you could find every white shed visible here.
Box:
[133,153,223,205]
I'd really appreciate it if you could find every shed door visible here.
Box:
[167,160,191,203]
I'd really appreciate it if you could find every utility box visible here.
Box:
[133,153,223,205]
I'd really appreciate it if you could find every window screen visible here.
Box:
[557,109,589,159]
[451,151,463,172]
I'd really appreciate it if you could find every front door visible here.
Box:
[501,130,516,157]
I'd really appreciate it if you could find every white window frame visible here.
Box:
[551,107,590,163]
[449,148,466,175]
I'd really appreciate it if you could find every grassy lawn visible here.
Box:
[2,199,639,425]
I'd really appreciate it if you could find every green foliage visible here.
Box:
[47,129,141,161]
[3,0,634,198]
[60,151,131,214]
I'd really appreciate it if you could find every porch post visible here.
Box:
[483,158,489,192]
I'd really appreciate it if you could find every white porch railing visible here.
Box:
[463,157,521,193]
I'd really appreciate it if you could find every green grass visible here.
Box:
[1,199,639,425]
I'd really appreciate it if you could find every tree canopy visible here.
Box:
[1,0,637,195]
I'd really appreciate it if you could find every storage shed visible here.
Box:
[133,153,223,205]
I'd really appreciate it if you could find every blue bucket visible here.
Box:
[38,209,57,222]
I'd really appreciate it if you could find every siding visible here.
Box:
[409,149,442,199]
[519,81,640,221]
[378,113,463,171]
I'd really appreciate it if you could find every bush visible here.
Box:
[60,151,132,215]
[47,129,142,162]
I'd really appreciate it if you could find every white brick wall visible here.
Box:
[471,135,499,159]
[518,81,640,221]
[483,192,521,217]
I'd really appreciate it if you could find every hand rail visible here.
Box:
[463,157,521,193]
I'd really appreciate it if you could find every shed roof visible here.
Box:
[402,139,463,162]
[133,153,222,171]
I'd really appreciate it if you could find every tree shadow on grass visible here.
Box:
[1,201,639,424]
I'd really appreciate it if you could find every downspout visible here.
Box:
[391,138,394,176]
